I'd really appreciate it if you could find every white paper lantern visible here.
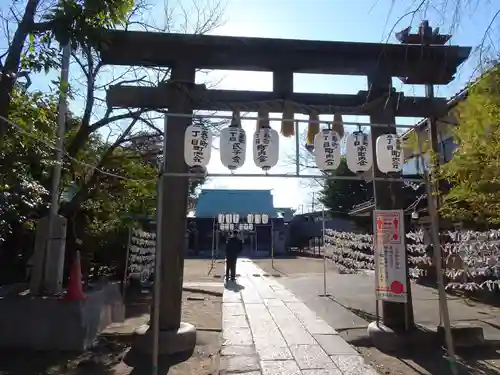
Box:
[314,129,341,171]
[376,134,404,173]
[248,224,254,231]
[217,214,225,224]
[219,223,225,231]
[232,214,240,223]
[225,214,232,224]
[261,214,269,224]
[247,214,253,224]
[253,127,280,171]
[184,124,212,167]
[223,223,229,231]
[345,132,373,173]
[254,214,261,224]
[220,127,247,170]
[243,223,248,230]
[229,223,235,230]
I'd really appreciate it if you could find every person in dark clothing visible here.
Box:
[225,231,242,281]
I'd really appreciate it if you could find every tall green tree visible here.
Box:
[439,66,500,224]
[0,0,135,135]
[0,88,160,282]
[0,0,222,282]
[319,157,373,216]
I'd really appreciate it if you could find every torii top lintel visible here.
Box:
[97,29,471,84]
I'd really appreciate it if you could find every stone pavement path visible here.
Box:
[221,258,379,375]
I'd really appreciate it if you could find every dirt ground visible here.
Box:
[253,256,338,277]
[183,259,225,282]
[0,259,224,375]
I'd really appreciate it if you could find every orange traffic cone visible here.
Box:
[65,251,86,300]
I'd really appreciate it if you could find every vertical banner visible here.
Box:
[374,210,407,303]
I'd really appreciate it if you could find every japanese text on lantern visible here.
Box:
[354,132,369,167]
[374,210,407,303]
[256,130,270,164]
[229,129,244,166]
[191,127,209,165]
[324,131,339,167]
[386,135,402,170]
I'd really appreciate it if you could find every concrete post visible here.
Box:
[43,215,67,294]
[29,215,67,294]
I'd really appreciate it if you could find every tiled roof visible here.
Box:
[194,189,278,218]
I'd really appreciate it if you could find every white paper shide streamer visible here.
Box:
[253,127,279,171]
[314,129,341,171]
[219,126,246,170]
[375,134,404,173]
[346,132,373,172]
[184,124,212,167]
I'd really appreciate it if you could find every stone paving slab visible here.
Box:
[220,258,380,375]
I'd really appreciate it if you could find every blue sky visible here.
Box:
[3,0,498,213]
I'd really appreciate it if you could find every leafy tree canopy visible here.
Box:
[439,67,500,224]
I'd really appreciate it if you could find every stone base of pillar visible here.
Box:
[128,322,196,360]
[367,321,434,352]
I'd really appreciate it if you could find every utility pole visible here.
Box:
[397,21,458,373]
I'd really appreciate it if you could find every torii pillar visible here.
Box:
[134,64,197,358]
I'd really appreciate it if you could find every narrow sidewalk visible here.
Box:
[221,258,379,375]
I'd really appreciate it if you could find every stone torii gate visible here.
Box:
[96,31,470,357]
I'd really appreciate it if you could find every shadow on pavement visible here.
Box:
[354,337,500,375]
[340,309,500,375]
[0,335,132,375]
[224,280,245,292]
[123,344,195,374]
[325,293,500,374]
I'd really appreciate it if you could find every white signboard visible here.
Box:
[374,210,407,303]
